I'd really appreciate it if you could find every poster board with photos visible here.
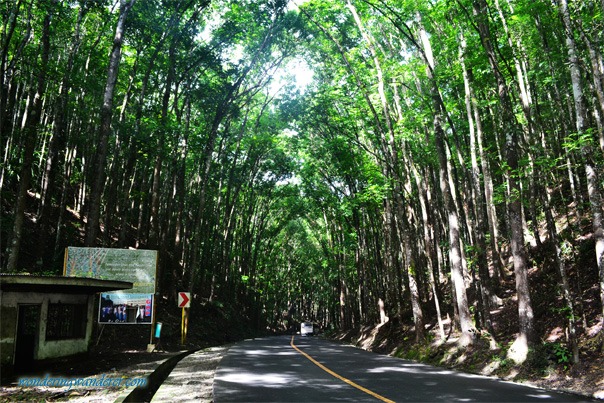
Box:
[64,247,157,324]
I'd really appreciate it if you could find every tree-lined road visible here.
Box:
[4,0,603,395]
[214,336,586,402]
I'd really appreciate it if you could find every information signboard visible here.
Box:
[64,247,157,324]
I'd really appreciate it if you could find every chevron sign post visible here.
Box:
[178,292,191,308]
[178,292,190,345]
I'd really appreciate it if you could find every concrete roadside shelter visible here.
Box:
[0,274,132,374]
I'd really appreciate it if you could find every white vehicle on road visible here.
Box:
[300,322,314,336]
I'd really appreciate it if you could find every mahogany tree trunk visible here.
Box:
[85,0,136,246]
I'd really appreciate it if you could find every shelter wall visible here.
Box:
[0,291,94,366]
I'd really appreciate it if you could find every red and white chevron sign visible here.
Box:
[178,292,191,308]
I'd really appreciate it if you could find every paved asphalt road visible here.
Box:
[213,335,588,402]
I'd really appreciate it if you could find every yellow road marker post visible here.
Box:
[181,307,186,345]
[290,336,395,403]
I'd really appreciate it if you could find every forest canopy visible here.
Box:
[1,0,603,365]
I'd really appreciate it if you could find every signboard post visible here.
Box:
[178,292,190,345]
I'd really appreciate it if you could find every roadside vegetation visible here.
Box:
[1,0,603,399]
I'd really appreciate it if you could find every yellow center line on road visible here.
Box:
[290,335,396,403]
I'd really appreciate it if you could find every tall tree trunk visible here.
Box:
[460,34,494,334]
[543,185,579,363]
[0,0,27,152]
[473,0,534,362]
[476,105,507,285]
[85,0,136,246]
[150,26,179,251]
[415,14,474,345]
[6,4,51,272]
[102,55,139,247]
[578,25,604,152]
[37,3,87,264]
[413,164,445,339]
